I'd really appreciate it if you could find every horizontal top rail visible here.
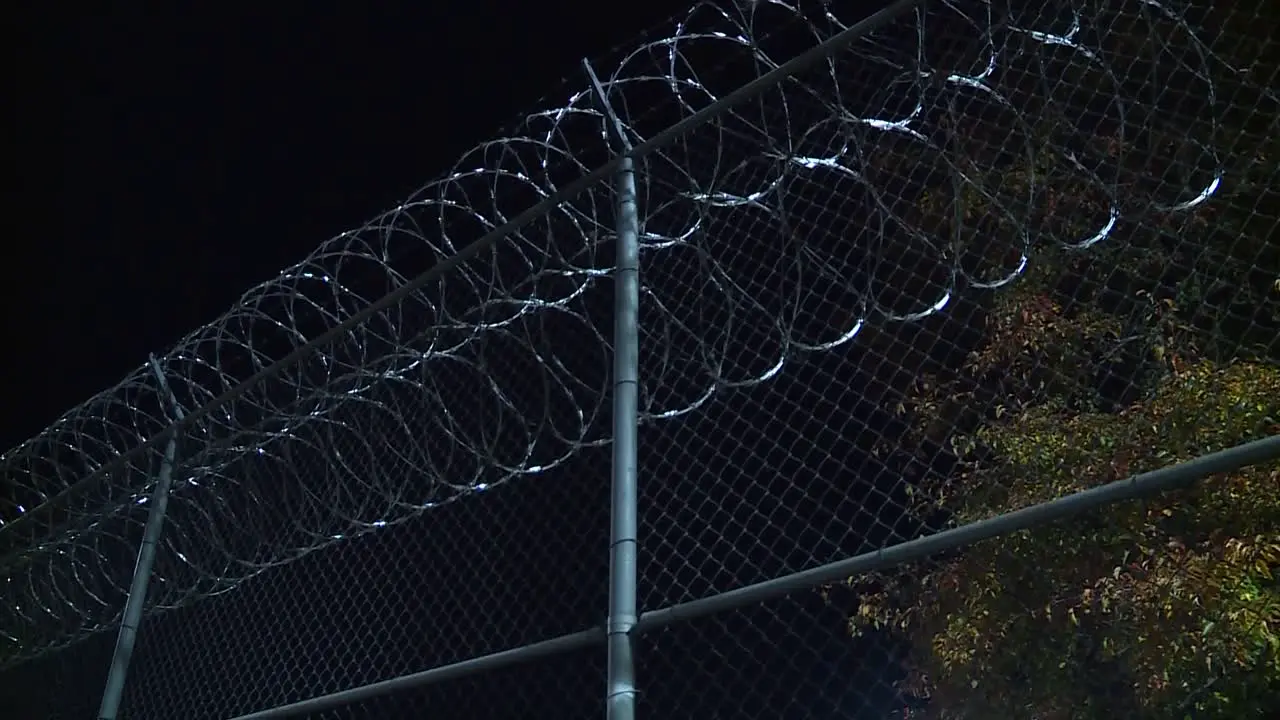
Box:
[0,0,926,554]
[225,435,1280,719]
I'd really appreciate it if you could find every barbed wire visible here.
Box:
[1,0,1265,667]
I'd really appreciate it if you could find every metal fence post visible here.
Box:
[584,58,641,720]
[97,355,187,720]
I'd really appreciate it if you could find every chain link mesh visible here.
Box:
[2,0,1277,718]
[637,0,1280,717]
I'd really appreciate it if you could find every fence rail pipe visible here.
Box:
[222,434,1280,720]
[637,434,1280,630]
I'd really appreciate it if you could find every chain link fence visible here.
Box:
[2,1,1278,718]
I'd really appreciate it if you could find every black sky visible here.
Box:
[8,2,694,453]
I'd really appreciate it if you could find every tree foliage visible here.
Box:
[855,356,1279,718]
[842,2,1280,717]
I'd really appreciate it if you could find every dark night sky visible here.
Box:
[7,2,697,452]
[6,3,917,719]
